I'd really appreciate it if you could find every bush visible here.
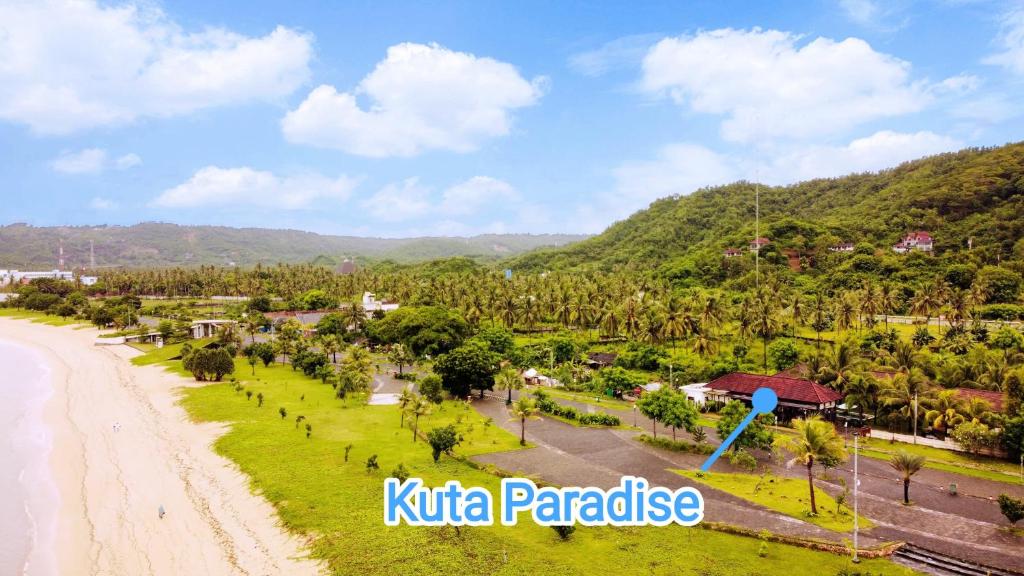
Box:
[534,396,621,426]
[636,433,715,455]
[426,425,461,462]
[418,374,444,404]
[767,339,799,372]
[978,304,1024,321]
[998,494,1024,526]
[729,449,758,472]
[183,347,235,381]
[551,524,576,540]
[390,463,411,483]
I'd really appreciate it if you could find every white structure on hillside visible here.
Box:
[362,292,400,313]
[190,319,236,339]
[893,231,933,253]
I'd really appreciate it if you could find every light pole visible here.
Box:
[633,404,638,428]
[912,392,918,445]
[852,430,860,564]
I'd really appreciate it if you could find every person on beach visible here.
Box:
[158,505,165,519]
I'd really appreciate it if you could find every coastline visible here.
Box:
[0,317,321,576]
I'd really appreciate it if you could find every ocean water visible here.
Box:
[0,340,59,576]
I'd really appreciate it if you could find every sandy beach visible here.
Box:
[0,317,322,576]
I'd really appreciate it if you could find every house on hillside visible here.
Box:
[749,237,770,252]
[706,372,843,421]
[829,242,855,253]
[723,248,743,258]
[893,231,933,253]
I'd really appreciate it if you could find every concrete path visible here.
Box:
[472,390,1024,572]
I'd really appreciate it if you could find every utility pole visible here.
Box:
[90,240,96,269]
[755,181,760,289]
[912,392,918,445]
[58,238,65,271]
[853,431,860,564]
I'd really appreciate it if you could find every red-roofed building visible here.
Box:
[707,372,844,421]
[723,248,743,258]
[893,231,933,253]
[749,237,770,252]
[955,388,1005,414]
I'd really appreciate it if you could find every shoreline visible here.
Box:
[0,317,321,576]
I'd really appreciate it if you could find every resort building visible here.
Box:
[585,352,618,369]
[892,231,934,253]
[190,319,237,339]
[749,237,770,252]
[0,269,75,285]
[723,248,743,258]
[362,292,399,313]
[829,242,855,252]
[706,372,844,421]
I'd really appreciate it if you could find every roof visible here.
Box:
[708,372,843,406]
[587,352,618,366]
[751,237,769,244]
[955,388,1004,413]
[337,260,357,274]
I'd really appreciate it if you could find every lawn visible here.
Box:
[0,307,86,327]
[856,437,1023,485]
[138,349,916,575]
[130,338,215,366]
[675,470,872,533]
[543,387,635,412]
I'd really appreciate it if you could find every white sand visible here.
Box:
[0,318,322,576]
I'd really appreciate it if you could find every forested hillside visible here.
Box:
[0,222,586,268]
[513,143,1024,283]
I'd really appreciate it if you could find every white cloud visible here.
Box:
[983,9,1024,74]
[115,153,142,170]
[613,143,737,209]
[282,43,544,157]
[89,197,118,210]
[361,178,434,221]
[50,148,142,174]
[51,148,108,174]
[568,34,662,77]
[640,28,930,143]
[762,130,963,183]
[839,0,880,24]
[153,167,357,209]
[439,176,520,216]
[0,0,312,135]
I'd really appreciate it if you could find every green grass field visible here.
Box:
[133,350,917,576]
[856,436,1023,485]
[675,470,872,533]
[0,307,86,326]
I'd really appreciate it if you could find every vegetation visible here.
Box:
[773,416,847,515]
[889,451,927,505]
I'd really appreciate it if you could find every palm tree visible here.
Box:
[397,387,416,427]
[844,375,879,423]
[407,396,433,442]
[835,294,856,335]
[495,367,523,405]
[661,296,686,349]
[882,370,929,435]
[910,287,937,335]
[789,293,804,337]
[879,283,897,332]
[825,339,863,393]
[751,292,781,373]
[810,292,828,349]
[889,451,926,505]
[773,416,847,515]
[511,397,540,446]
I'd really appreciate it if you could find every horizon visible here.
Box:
[3,0,1024,237]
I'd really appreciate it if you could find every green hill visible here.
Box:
[512,142,1024,277]
[0,222,587,268]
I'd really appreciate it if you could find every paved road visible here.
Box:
[472,390,1024,572]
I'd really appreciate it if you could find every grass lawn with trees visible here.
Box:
[676,470,871,533]
[154,351,914,575]
[856,436,1023,485]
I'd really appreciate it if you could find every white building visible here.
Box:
[362,292,400,314]
[80,276,99,286]
[681,383,710,405]
[0,269,74,285]
[893,231,934,253]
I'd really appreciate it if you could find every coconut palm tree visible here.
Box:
[495,367,524,405]
[773,416,847,515]
[844,375,879,423]
[397,386,416,427]
[407,396,433,442]
[889,451,926,505]
[879,283,898,332]
[751,292,782,373]
[511,397,540,446]
[810,292,828,349]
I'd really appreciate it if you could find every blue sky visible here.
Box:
[1,0,1022,237]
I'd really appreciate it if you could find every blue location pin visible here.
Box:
[700,387,777,472]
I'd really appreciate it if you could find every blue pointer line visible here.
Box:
[700,387,778,472]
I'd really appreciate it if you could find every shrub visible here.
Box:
[279,407,287,419]
[551,524,576,540]
[977,303,1024,321]
[534,396,621,426]
[366,454,379,472]
[390,463,411,483]
[729,449,758,472]
[426,425,461,462]
[636,433,715,455]
[998,494,1024,526]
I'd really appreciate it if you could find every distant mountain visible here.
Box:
[512,142,1024,274]
[0,222,587,268]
